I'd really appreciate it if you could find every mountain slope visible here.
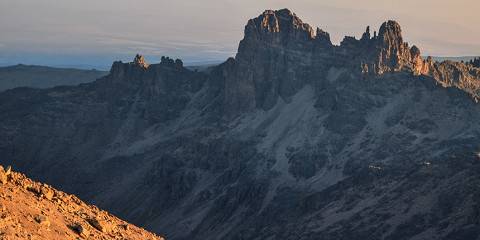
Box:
[0,165,164,239]
[0,64,107,92]
[1,9,480,240]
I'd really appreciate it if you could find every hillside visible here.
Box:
[1,9,480,240]
[0,165,164,240]
[0,64,107,92]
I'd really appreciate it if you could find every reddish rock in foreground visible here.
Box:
[0,165,164,240]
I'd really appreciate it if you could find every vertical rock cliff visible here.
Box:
[225,9,333,115]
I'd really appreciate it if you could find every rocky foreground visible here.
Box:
[0,165,163,240]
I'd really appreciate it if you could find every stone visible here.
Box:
[88,218,112,233]
[0,166,7,184]
[27,184,41,196]
[34,215,50,227]
[40,185,54,200]
[120,224,129,230]
[70,223,89,237]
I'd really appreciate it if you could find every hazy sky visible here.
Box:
[0,0,479,68]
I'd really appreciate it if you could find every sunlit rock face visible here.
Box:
[2,9,480,240]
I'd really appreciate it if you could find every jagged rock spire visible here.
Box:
[361,26,371,41]
[133,54,149,69]
[377,20,405,51]
[366,20,415,74]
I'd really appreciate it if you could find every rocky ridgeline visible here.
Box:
[427,60,480,101]
[0,165,164,240]
[100,54,206,123]
[102,10,480,115]
[224,9,480,115]
[109,55,186,83]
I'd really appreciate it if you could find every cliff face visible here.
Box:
[1,9,480,240]
[424,60,480,101]
[225,9,324,114]
[224,9,480,117]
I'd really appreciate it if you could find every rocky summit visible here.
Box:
[1,8,480,240]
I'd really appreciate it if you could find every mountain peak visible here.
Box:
[379,20,402,36]
[263,8,294,17]
[243,8,316,43]
[377,20,404,45]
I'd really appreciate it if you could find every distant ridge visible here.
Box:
[429,56,480,62]
[0,64,107,92]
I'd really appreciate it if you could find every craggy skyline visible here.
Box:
[1,0,479,69]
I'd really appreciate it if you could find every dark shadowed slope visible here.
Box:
[1,9,480,240]
[0,64,107,92]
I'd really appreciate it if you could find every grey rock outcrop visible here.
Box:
[468,57,480,68]
[224,9,343,116]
